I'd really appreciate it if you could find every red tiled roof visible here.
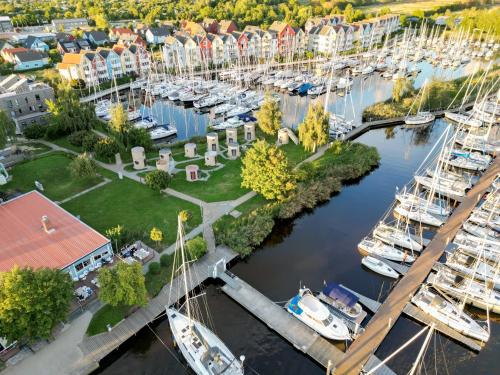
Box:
[0,191,109,272]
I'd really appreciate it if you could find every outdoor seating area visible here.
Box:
[71,253,114,282]
[119,242,154,264]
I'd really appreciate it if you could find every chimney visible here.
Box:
[41,215,55,234]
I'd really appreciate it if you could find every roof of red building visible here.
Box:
[0,191,109,272]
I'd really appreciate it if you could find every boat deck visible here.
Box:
[335,156,499,375]
[78,246,238,364]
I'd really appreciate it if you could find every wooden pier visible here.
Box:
[335,156,500,375]
[78,246,238,366]
[213,262,396,375]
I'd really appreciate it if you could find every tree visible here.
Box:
[344,4,354,23]
[68,153,97,178]
[109,103,131,140]
[93,14,109,30]
[145,170,171,191]
[105,224,123,252]
[98,262,148,307]
[380,7,392,16]
[255,94,282,135]
[241,140,295,201]
[0,267,73,343]
[185,237,207,260]
[0,111,16,148]
[298,103,329,152]
[150,227,163,248]
[392,78,414,103]
[126,127,153,150]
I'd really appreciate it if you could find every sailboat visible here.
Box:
[373,222,423,252]
[405,80,435,126]
[166,214,245,375]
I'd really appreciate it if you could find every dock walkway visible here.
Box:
[78,246,237,364]
[335,156,500,375]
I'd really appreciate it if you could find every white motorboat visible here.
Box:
[337,77,353,90]
[194,95,222,109]
[394,203,445,227]
[317,282,366,321]
[167,214,244,375]
[463,221,499,242]
[213,103,235,116]
[308,85,327,96]
[405,111,435,125]
[373,223,423,252]
[286,288,351,341]
[395,192,451,217]
[212,117,244,131]
[361,66,375,75]
[127,110,141,122]
[361,256,399,279]
[412,287,489,342]
[358,237,415,262]
[444,112,483,128]
[134,117,158,130]
[226,106,250,118]
[428,269,500,314]
[149,126,177,140]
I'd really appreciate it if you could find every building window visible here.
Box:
[75,259,90,271]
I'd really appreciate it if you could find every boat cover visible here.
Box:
[322,282,359,308]
[287,295,303,315]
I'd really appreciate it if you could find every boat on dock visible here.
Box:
[358,237,415,262]
[411,287,490,342]
[405,111,435,126]
[317,282,367,323]
[373,223,423,252]
[286,288,351,341]
[445,250,500,290]
[361,256,399,279]
[394,202,446,227]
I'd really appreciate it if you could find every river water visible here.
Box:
[93,60,499,375]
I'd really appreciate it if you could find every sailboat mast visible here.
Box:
[177,215,192,328]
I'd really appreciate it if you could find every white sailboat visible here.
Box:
[373,223,423,252]
[394,203,445,227]
[361,256,399,279]
[412,287,490,342]
[358,237,415,262]
[405,81,435,126]
[166,214,245,375]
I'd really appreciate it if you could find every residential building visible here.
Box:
[304,15,344,33]
[24,35,49,52]
[0,74,54,132]
[207,33,224,65]
[163,33,200,68]
[0,16,12,32]
[201,18,219,34]
[220,33,238,61]
[113,45,138,76]
[51,18,89,32]
[109,28,135,42]
[1,48,28,63]
[145,27,171,45]
[57,50,108,84]
[11,50,49,71]
[218,20,237,34]
[0,191,113,281]
[268,21,295,54]
[181,21,206,36]
[57,39,81,54]
[128,44,150,76]
[97,48,123,78]
[84,30,110,47]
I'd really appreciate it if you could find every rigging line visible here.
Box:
[145,322,189,370]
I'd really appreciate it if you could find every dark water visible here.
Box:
[93,60,498,375]
[93,119,499,375]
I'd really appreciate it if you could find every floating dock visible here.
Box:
[213,262,395,374]
[335,156,499,375]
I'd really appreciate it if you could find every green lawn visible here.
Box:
[169,158,248,202]
[51,137,84,153]
[235,194,269,215]
[61,177,202,246]
[86,304,131,336]
[19,142,51,155]
[145,258,173,298]
[1,153,103,201]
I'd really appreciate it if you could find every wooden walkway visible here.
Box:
[334,156,500,375]
[78,246,238,364]
[214,267,395,374]
[79,82,131,103]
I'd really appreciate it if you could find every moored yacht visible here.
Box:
[444,112,483,128]
[317,282,366,321]
[361,256,399,279]
[394,203,446,227]
[373,223,423,252]
[405,111,435,125]
[358,237,415,262]
[412,287,490,342]
[286,288,351,341]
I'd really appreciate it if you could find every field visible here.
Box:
[359,0,460,14]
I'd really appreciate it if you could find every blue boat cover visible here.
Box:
[287,295,303,315]
[322,282,359,307]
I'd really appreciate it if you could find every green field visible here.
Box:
[86,304,130,336]
[1,153,103,201]
[359,0,460,14]
[62,177,202,246]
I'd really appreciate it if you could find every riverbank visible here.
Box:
[214,141,380,257]
[362,67,500,121]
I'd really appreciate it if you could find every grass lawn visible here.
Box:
[169,158,248,202]
[51,137,84,154]
[61,177,202,246]
[1,153,103,201]
[145,258,173,298]
[358,0,458,13]
[86,304,131,336]
[19,142,52,155]
[235,194,269,215]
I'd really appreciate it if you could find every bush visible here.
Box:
[82,132,99,152]
[68,152,97,178]
[185,237,208,260]
[149,262,161,275]
[45,125,65,140]
[68,130,91,147]
[23,124,47,139]
[126,127,153,150]
[160,254,170,267]
[145,170,171,191]
[94,138,119,161]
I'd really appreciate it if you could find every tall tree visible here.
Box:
[0,267,73,343]
[241,140,295,201]
[98,262,148,307]
[298,103,329,152]
[109,103,131,142]
[344,4,355,23]
[0,110,16,148]
[392,78,414,103]
[255,94,282,135]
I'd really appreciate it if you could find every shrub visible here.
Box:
[44,125,65,140]
[149,262,161,275]
[160,254,171,267]
[23,124,47,139]
[68,152,97,178]
[185,237,207,260]
[94,138,119,161]
[68,130,91,147]
[145,170,171,191]
[82,132,99,152]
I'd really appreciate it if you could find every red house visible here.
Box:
[232,31,249,57]
[218,20,237,34]
[268,21,295,53]
[194,34,212,61]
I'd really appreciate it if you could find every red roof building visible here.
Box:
[0,191,112,280]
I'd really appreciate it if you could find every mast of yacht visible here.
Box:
[177,214,192,330]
